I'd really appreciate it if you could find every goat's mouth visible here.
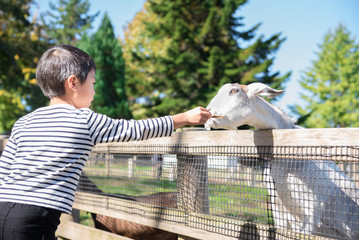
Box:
[212,115,224,119]
[208,109,225,119]
[205,113,225,131]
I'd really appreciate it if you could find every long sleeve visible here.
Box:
[87,111,174,145]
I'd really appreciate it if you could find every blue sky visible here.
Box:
[34,0,359,113]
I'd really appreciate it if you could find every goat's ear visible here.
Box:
[246,83,284,98]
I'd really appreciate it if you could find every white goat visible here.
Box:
[205,83,359,239]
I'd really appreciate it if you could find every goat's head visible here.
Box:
[205,83,285,130]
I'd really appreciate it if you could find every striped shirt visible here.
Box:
[0,104,173,213]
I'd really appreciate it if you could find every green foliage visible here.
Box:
[0,90,24,133]
[0,0,48,132]
[0,0,34,91]
[124,0,289,118]
[41,0,99,45]
[292,24,359,128]
[77,13,132,119]
[0,0,29,92]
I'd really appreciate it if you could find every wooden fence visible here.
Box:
[1,129,359,239]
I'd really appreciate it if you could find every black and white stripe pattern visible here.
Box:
[0,104,173,213]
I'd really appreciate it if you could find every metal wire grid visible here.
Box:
[76,145,359,239]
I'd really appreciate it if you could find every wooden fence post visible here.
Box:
[176,128,209,214]
[105,146,111,177]
[151,154,163,180]
[128,155,136,179]
[177,154,209,213]
[177,153,209,240]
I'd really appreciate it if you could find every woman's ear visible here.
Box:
[65,75,79,92]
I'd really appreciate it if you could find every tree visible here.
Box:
[41,0,99,45]
[0,0,48,132]
[0,0,34,91]
[77,13,132,119]
[121,1,170,118]
[292,24,359,128]
[122,0,290,118]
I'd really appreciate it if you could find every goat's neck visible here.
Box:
[249,97,295,129]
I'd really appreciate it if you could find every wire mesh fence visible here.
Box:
[76,143,359,239]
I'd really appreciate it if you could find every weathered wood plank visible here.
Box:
[56,214,132,240]
[3,128,359,152]
[92,128,359,149]
[88,129,359,163]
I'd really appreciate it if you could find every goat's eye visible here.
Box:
[230,88,239,94]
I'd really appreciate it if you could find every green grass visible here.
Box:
[87,164,153,171]
[79,211,94,227]
[87,175,177,195]
[84,175,274,225]
[209,183,274,224]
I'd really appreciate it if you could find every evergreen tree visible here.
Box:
[77,13,132,119]
[292,24,359,128]
[41,0,99,45]
[122,0,289,118]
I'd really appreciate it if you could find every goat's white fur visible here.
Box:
[205,83,359,239]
